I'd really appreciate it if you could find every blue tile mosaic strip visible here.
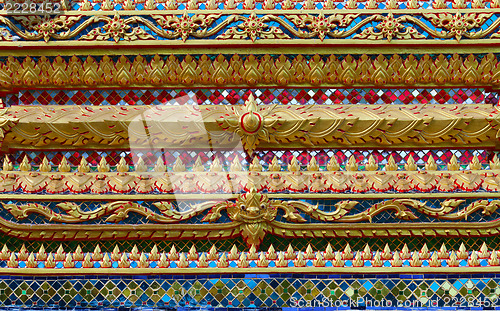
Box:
[0,274,498,309]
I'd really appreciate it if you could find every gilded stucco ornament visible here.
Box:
[80,13,155,42]
[287,12,359,41]
[154,13,221,41]
[0,105,18,149]
[424,12,493,41]
[217,12,289,41]
[354,13,425,41]
[216,95,317,154]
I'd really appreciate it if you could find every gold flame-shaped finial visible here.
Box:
[327,156,340,171]
[372,251,382,267]
[438,244,449,259]
[249,157,262,172]
[154,157,166,172]
[26,253,36,268]
[158,253,169,268]
[98,157,110,173]
[353,251,364,267]
[382,244,392,260]
[188,245,198,261]
[130,245,140,261]
[365,155,378,171]
[210,157,223,172]
[55,244,65,261]
[39,157,51,172]
[447,251,459,267]
[111,245,121,261]
[410,251,422,267]
[149,245,160,261]
[404,156,417,171]
[37,244,47,261]
[135,157,147,173]
[168,245,179,261]
[430,252,441,267]
[45,253,55,268]
[448,155,460,171]
[425,156,437,171]
[73,245,84,261]
[119,253,130,268]
[64,253,75,268]
[172,158,185,172]
[208,245,218,261]
[58,156,71,173]
[333,252,344,267]
[420,244,430,259]
[346,155,358,171]
[276,251,287,267]
[294,251,306,267]
[78,157,90,173]
[258,252,269,267]
[116,157,129,173]
[2,155,12,172]
[237,252,249,268]
[343,243,353,260]
[288,156,300,172]
[391,251,402,267]
[307,157,319,171]
[92,245,103,261]
[267,244,277,260]
[20,156,31,172]
[217,252,229,268]
[83,253,93,268]
[101,253,112,268]
[457,243,468,259]
[230,158,242,172]
[314,252,325,267]
[198,253,208,268]
[139,253,149,268]
[471,155,482,170]
[386,155,398,171]
[193,156,204,172]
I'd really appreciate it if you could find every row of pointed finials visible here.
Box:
[3,154,496,174]
[74,0,499,11]
[1,242,499,269]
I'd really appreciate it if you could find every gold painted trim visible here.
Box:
[0,267,495,275]
[2,103,498,150]
[1,53,500,90]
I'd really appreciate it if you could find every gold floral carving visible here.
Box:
[217,12,289,41]
[0,12,498,44]
[2,103,498,151]
[80,13,155,42]
[2,196,500,245]
[2,53,500,90]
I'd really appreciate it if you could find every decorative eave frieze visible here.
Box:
[0,242,496,274]
[1,53,500,90]
[2,10,500,47]
[2,101,499,151]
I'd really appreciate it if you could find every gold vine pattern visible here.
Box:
[2,53,500,89]
[1,12,498,43]
[7,0,500,12]
[2,102,498,151]
[1,195,500,245]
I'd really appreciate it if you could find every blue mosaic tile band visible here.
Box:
[0,274,499,309]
